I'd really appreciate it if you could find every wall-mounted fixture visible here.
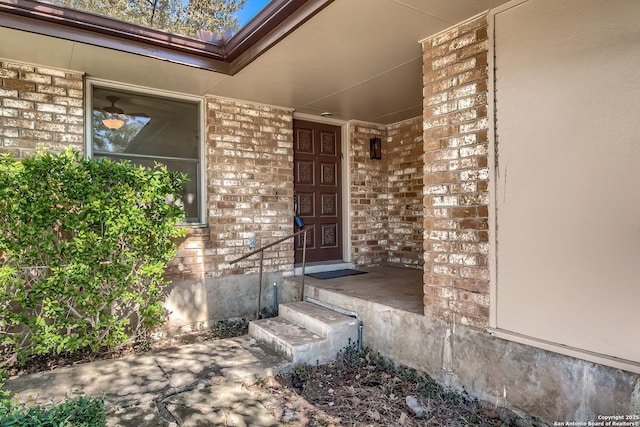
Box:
[370,137,382,160]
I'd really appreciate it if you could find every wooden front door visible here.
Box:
[293,120,342,263]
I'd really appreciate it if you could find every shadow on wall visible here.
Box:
[163,272,300,335]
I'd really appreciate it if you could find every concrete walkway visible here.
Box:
[3,336,293,426]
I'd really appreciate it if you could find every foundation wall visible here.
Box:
[306,283,640,424]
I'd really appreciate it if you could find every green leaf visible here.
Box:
[1,149,184,366]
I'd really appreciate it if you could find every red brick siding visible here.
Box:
[349,121,388,266]
[387,117,424,267]
[0,61,84,157]
[205,96,295,277]
[422,14,490,329]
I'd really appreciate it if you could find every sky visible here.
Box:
[236,0,271,28]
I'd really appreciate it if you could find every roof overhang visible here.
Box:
[0,0,333,74]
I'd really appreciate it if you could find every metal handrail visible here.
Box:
[229,224,314,319]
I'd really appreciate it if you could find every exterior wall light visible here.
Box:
[370,137,381,160]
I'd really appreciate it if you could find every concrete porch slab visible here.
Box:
[290,265,424,314]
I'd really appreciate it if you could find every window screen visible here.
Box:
[91,86,201,223]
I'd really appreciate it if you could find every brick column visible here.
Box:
[422,14,490,329]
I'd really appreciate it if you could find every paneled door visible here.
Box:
[293,120,342,263]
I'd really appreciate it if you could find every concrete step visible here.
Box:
[248,317,326,365]
[279,301,357,337]
[249,302,359,365]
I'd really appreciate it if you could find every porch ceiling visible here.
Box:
[0,0,510,124]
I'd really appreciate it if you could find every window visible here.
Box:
[88,82,203,224]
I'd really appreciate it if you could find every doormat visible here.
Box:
[306,269,367,280]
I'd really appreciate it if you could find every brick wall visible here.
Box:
[0,61,84,157]
[0,59,425,285]
[205,96,295,277]
[165,228,209,281]
[387,117,424,267]
[0,62,297,282]
[421,14,490,329]
[349,121,388,266]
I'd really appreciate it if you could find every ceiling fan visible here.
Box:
[100,95,150,130]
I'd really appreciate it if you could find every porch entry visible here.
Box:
[293,120,342,264]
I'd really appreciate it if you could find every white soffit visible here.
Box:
[0,27,75,70]
[69,43,227,95]
[394,0,510,23]
[210,0,451,121]
[0,0,513,124]
[303,57,424,122]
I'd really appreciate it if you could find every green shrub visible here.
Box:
[0,392,106,427]
[0,150,186,368]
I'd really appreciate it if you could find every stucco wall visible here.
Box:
[492,0,640,368]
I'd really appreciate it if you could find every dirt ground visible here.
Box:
[7,321,545,426]
[253,345,545,427]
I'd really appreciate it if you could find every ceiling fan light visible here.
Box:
[102,117,125,129]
